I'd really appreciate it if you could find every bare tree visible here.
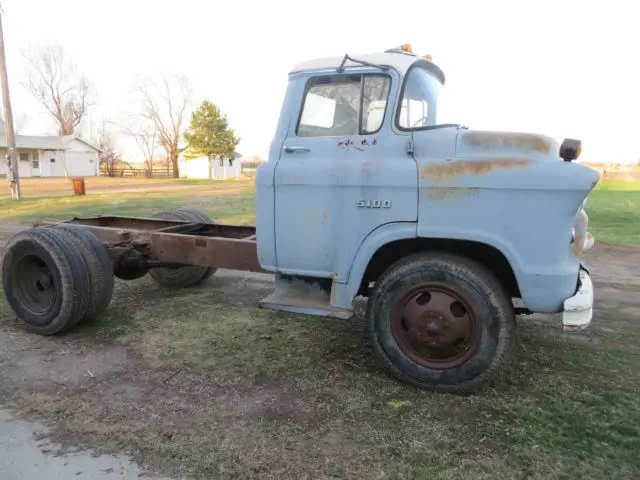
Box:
[0,111,28,134]
[117,115,158,174]
[133,73,192,178]
[21,45,95,136]
[86,118,121,176]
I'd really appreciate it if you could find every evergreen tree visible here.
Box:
[183,100,240,179]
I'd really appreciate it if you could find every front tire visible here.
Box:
[367,252,515,394]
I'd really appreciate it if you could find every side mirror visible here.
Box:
[560,138,582,162]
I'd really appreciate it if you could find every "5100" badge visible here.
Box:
[357,200,392,208]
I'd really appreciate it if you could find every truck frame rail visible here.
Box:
[36,215,264,274]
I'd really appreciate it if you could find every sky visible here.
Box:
[1,0,638,163]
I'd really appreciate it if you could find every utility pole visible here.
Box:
[0,4,20,200]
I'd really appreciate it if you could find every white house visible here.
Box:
[0,135,101,178]
[178,152,243,180]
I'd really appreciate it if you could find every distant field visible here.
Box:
[0,177,637,245]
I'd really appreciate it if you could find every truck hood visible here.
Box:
[455,130,561,161]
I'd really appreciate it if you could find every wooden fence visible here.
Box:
[99,162,266,179]
[100,165,178,178]
[241,160,266,170]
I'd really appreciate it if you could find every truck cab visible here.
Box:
[256,44,598,392]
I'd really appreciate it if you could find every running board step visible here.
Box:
[259,274,352,320]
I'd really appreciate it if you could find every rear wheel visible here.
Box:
[148,209,213,288]
[54,224,114,324]
[172,208,217,282]
[2,227,91,335]
[367,252,515,394]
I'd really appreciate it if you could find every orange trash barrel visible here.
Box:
[71,177,86,195]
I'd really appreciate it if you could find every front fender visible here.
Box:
[415,226,526,282]
[330,222,525,311]
[330,222,417,310]
[331,220,576,314]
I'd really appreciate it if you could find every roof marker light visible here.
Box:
[384,44,416,55]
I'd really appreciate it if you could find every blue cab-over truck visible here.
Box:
[1,45,599,393]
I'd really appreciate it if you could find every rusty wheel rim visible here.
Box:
[390,283,481,369]
[14,253,57,317]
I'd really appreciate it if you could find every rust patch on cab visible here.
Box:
[420,158,530,180]
[463,132,552,153]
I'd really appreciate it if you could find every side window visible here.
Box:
[297,74,390,137]
[398,68,433,129]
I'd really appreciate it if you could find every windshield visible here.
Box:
[397,67,442,129]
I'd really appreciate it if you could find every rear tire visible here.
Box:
[367,252,515,394]
[172,208,217,282]
[54,224,114,324]
[2,227,91,335]
[148,209,212,288]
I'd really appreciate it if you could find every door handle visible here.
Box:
[284,146,310,153]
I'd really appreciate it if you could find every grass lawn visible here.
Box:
[587,180,640,245]
[2,273,638,479]
[1,271,638,479]
[0,178,257,225]
[0,177,638,478]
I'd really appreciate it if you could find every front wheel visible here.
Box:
[367,252,515,394]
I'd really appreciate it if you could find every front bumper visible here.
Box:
[563,202,595,331]
[562,265,594,332]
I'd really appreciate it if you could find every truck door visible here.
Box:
[273,69,418,279]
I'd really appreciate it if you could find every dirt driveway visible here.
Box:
[0,221,638,479]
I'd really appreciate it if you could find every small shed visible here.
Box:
[178,152,243,180]
[0,135,101,178]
